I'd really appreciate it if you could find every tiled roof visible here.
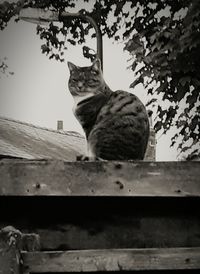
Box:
[0,117,86,160]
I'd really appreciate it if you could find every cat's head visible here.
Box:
[68,59,105,97]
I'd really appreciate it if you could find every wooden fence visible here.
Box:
[0,159,200,273]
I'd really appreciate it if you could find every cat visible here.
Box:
[68,59,149,160]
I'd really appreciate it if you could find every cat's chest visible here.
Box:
[72,93,95,115]
[72,93,108,137]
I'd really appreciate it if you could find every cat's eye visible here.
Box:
[71,79,77,83]
[88,79,96,85]
[92,70,98,76]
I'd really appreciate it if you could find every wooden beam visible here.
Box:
[22,247,200,272]
[0,160,199,196]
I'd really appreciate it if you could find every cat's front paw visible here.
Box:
[76,154,90,161]
[76,154,103,161]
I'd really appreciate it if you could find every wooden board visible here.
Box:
[0,160,199,196]
[22,247,200,272]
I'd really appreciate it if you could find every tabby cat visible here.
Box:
[68,59,149,160]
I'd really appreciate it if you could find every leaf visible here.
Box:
[67,39,76,45]
[186,149,200,161]
[49,54,55,60]
[186,88,199,106]
[154,121,162,132]
[190,115,199,132]
[192,78,200,87]
[150,33,157,44]
[180,76,191,87]
[55,54,60,60]
[156,82,168,94]
[129,76,143,88]
[41,44,50,54]
[131,61,137,71]
[146,98,157,107]
[175,83,190,102]
[181,146,191,153]
[114,35,120,41]
[147,88,153,95]
[124,33,143,53]
[82,46,96,61]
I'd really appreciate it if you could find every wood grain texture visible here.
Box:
[22,247,200,272]
[0,160,199,196]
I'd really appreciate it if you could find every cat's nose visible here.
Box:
[77,82,83,90]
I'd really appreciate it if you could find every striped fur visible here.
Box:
[68,59,149,160]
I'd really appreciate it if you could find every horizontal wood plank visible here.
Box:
[0,160,199,196]
[22,247,200,272]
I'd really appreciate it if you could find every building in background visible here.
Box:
[0,117,86,160]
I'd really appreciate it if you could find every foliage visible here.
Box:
[123,0,200,160]
[0,0,199,159]
[0,57,14,77]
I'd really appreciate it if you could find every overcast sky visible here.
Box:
[0,13,178,161]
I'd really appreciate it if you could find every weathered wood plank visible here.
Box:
[0,160,199,196]
[22,247,200,272]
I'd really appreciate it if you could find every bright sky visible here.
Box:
[0,16,178,161]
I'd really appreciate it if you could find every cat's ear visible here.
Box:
[67,61,77,72]
[92,58,101,72]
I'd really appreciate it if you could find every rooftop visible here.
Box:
[0,116,86,161]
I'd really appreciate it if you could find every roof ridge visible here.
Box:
[0,116,84,139]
